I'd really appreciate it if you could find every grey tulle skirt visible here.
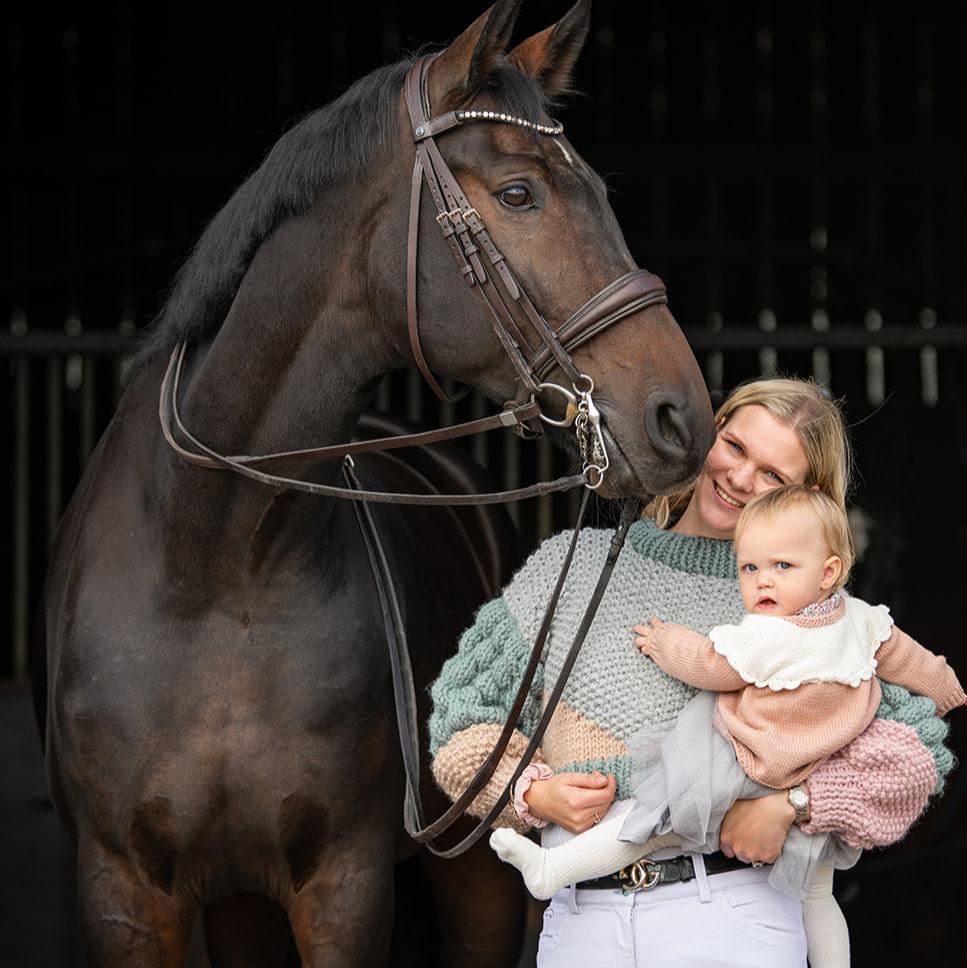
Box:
[617,690,860,900]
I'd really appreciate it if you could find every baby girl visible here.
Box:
[491,484,965,968]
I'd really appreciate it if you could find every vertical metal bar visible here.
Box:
[810,8,831,387]
[704,27,723,400]
[406,367,422,424]
[471,390,487,468]
[756,7,776,379]
[80,355,96,466]
[14,355,30,681]
[863,16,883,407]
[503,430,520,529]
[47,357,63,549]
[917,20,937,407]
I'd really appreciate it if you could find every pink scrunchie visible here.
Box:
[513,763,554,829]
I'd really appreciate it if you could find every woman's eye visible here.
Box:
[765,470,784,483]
[498,185,533,209]
[726,440,742,453]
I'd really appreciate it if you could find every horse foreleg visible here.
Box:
[286,840,396,968]
[420,834,527,968]
[77,839,193,968]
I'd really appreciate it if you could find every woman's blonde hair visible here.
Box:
[734,484,855,589]
[647,377,853,528]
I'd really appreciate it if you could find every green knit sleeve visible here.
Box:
[876,680,955,795]
[428,596,542,755]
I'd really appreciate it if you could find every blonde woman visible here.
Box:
[429,378,954,968]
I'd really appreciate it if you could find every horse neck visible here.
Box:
[154,195,402,579]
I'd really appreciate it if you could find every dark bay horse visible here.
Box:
[36,2,715,965]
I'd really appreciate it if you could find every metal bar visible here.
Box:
[0,332,136,354]
[80,355,96,465]
[683,324,967,350]
[47,357,63,548]
[14,356,30,681]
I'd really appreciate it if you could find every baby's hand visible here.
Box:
[633,617,667,658]
[633,618,686,667]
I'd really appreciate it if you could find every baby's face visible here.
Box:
[736,506,841,616]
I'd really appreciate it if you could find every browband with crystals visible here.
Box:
[455,109,564,135]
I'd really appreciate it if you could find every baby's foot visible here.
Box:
[489,828,557,899]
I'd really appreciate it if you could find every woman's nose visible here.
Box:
[728,462,754,492]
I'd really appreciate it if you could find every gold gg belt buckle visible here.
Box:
[617,859,661,893]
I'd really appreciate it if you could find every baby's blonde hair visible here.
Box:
[735,484,855,589]
[647,377,853,528]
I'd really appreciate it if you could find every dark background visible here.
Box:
[2,1,966,965]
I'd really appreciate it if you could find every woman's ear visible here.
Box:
[820,555,843,591]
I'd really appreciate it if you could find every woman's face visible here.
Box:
[674,404,812,540]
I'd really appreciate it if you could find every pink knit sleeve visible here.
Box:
[874,626,967,716]
[801,718,937,849]
[647,625,748,692]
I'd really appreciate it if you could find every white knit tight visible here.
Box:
[802,863,851,967]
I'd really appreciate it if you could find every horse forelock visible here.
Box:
[135,50,553,369]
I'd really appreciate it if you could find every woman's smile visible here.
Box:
[712,480,746,510]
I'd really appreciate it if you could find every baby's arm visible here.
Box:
[874,626,966,715]
[634,619,747,691]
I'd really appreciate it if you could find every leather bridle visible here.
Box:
[160,53,671,505]
[158,54,677,857]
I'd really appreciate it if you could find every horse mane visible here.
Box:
[137,54,549,363]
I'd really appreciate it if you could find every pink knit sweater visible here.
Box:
[648,599,965,791]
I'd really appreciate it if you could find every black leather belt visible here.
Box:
[576,851,754,893]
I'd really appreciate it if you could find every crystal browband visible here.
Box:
[455,109,564,136]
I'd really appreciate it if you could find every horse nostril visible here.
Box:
[645,397,691,459]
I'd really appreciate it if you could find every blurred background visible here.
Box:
[2,1,965,965]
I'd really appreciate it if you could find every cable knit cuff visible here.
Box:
[802,718,937,849]
[513,763,554,829]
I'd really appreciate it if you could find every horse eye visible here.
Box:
[498,186,533,209]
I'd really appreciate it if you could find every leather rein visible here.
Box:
[159,55,666,855]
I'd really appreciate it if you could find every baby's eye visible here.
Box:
[741,563,757,573]
[776,561,792,570]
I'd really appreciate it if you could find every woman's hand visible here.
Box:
[524,771,617,833]
[719,792,797,865]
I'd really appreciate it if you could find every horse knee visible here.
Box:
[286,861,395,968]
[77,841,191,968]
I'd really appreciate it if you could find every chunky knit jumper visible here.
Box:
[428,518,953,837]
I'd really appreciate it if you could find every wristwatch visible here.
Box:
[787,784,810,825]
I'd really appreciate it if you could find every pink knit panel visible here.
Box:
[802,718,937,849]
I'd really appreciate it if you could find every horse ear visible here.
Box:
[507,0,591,100]
[426,0,522,112]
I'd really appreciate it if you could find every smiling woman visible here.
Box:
[652,378,853,539]
[432,375,955,967]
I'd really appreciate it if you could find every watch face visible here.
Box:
[790,788,808,809]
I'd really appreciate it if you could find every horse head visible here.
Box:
[371,0,715,499]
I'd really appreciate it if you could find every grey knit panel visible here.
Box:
[505,526,745,740]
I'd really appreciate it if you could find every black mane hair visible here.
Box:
[138,52,549,362]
